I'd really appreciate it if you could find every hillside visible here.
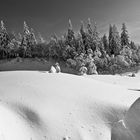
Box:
[0,58,78,74]
[0,71,140,140]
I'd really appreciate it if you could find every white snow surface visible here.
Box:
[0,71,140,140]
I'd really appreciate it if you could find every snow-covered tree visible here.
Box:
[80,21,89,52]
[30,28,37,45]
[86,19,100,52]
[75,33,85,54]
[0,20,10,58]
[121,23,129,46]
[109,24,121,55]
[66,19,75,45]
[102,34,109,54]
[0,21,10,47]
[21,21,37,57]
[87,18,93,36]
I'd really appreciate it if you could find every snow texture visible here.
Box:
[0,71,139,140]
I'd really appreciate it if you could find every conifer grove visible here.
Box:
[0,19,140,74]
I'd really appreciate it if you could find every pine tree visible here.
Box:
[17,33,22,42]
[102,34,109,54]
[30,28,37,45]
[93,21,100,42]
[87,18,93,35]
[65,19,77,59]
[21,21,36,57]
[21,21,30,47]
[80,21,88,52]
[92,21,100,51]
[1,21,6,31]
[0,20,10,47]
[86,18,95,51]
[112,25,121,55]
[38,33,45,44]
[80,21,85,37]
[0,20,10,58]
[67,19,75,45]
[23,21,30,35]
[130,41,137,50]
[75,33,85,54]
[49,34,58,58]
[108,24,113,55]
[121,23,129,46]
[86,19,100,52]
[109,24,121,55]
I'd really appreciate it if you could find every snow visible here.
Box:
[0,71,140,140]
[86,73,140,89]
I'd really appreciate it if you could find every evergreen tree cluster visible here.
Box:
[0,19,140,74]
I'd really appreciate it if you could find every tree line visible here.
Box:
[0,19,140,74]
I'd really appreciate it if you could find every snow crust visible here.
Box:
[0,71,139,140]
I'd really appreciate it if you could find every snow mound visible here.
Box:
[111,97,140,140]
[0,71,139,140]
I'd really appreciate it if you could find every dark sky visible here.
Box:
[1,0,140,43]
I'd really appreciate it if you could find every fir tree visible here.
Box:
[65,19,77,58]
[21,21,30,47]
[66,19,75,45]
[121,23,129,46]
[87,18,93,35]
[38,33,45,43]
[109,24,121,55]
[0,20,10,58]
[86,19,100,52]
[92,21,100,51]
[1,20,6,31]
[21,21,36,57]
[75,33,85,54]
[112,24,121,55]
[80,21,88,52]
[108,24,113,55]
[30,28,37,45]
[0,20,10,47]
[102,34,109,54]
[86,18,95,51]
[130,41,137,50]
[80,21,85,37]
[93,21,100,42]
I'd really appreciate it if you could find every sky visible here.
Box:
[1,0,140,43]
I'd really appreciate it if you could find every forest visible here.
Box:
[0,19,140,74]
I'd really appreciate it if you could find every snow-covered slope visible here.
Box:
[0,71,139,140]
[86,74,140,90]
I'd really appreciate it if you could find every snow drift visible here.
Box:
[0,71,140,140]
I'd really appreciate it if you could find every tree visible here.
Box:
[20,21,30,57]
[21,21,37,57]
[38,33,46,44]
[74,53,86,70]
[48,34,61,59]
[0,20,10,58]
[108,24,113,55]
[86,18,100,52]
[109,24,121,56]
[64,19,77,59]
[92,21,100,44]
[30,28,37,45]
[102,34,109,55]
[130,41,137,50]
[92,21,101,53]
[102,34,108,51]
[66,19,75,46]
[87,18,93,36]
[121,23,129,46]
[80,21,88,52]
[75,33,85,54]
